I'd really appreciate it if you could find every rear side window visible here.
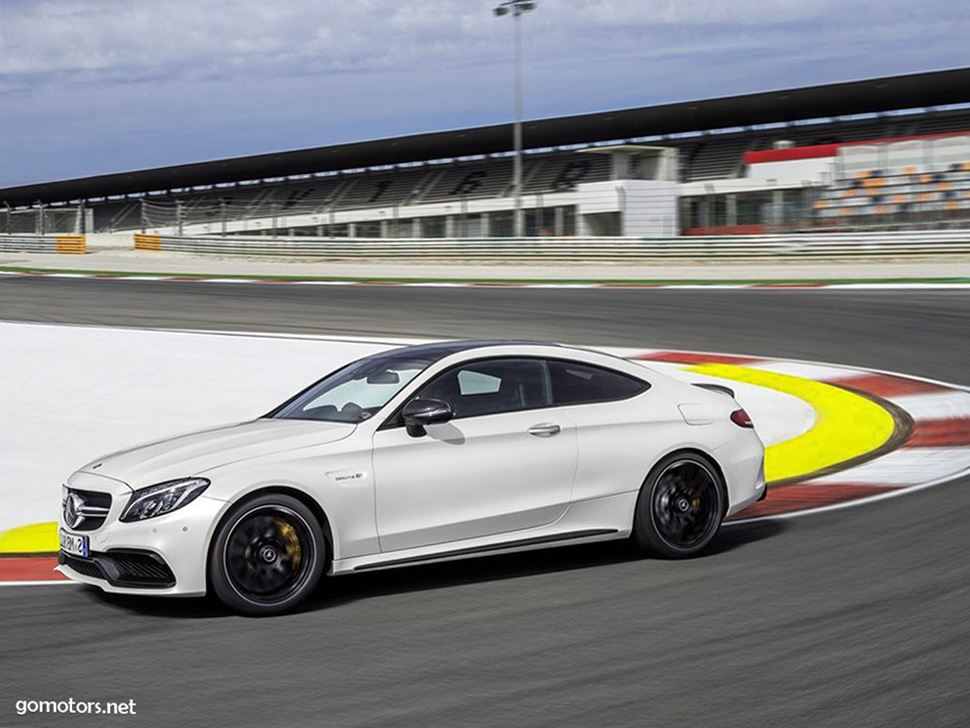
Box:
[548,360,648,406]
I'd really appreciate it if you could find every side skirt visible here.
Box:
[351,528,619,572]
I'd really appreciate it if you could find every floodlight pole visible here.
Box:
[495,1,536,239]
[513,8,524,238]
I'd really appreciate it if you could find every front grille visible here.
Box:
[59,549,175,588]
[63,488,112,532]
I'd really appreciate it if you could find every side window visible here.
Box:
[548,360,648,406]
[417,358,552,418]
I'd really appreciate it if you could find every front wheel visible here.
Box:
[209,494,326,616]
[632,452,725,558]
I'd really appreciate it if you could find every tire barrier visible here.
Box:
[0,234,86,255]
[133,231,970,261]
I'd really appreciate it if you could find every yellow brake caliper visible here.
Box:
[275,519,302,573]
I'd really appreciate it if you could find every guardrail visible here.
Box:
[0,234,86,255]
[133,231,970,261]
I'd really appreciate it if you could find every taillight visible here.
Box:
[730,409,754,428]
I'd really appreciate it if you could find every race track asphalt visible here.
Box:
[1,277,969,728]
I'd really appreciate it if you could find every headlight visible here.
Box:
[120,478,210,522]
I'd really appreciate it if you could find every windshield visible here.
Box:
[270,353,435,424]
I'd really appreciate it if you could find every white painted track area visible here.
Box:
[0,322,810,534]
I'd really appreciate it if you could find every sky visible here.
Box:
[1,0,969,188]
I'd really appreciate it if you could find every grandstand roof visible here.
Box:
[4,66,970,206]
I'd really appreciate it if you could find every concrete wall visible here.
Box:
[85,232,134,250]
[577,180,678,237]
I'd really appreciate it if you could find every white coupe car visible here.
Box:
[58,341,766,615]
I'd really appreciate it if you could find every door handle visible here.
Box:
[528,423,561,437]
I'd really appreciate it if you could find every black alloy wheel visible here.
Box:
[633,452,725,558]
[210,494,325,616]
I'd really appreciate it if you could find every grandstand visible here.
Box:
[3,67,970,237]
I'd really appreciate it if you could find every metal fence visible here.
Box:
[1,205,88,235]
[134,231,970,261]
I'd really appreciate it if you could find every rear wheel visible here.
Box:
[210,494,325,616]
[633,452,725,558]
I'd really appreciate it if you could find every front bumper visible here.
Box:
[58,473,227,597]
[58,549,176,589]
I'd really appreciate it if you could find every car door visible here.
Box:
[371,357,578,553]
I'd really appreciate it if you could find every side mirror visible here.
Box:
[402,398,454,437]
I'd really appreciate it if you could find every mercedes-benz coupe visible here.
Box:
[58,341,766,615]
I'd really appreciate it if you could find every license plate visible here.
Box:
[59,529,89,557]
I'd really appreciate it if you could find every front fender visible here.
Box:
[201,448,378,562]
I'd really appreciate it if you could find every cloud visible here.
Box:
[0,0,969,186]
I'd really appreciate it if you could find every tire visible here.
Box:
[632,452,725,558]
[209,493,326,616]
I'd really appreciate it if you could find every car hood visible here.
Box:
[79,419,356,490]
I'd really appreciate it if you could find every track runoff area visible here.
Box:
[2,322,969,586]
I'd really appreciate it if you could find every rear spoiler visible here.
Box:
[691,383,736,399]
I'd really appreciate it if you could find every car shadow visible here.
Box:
[87,518,788,619]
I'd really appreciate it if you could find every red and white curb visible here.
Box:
[2,269,970,289]
[636,350,970,522]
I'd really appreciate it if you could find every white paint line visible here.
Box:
[888,391,970,421]
[2,274,684,290]
[398,282,470,288]
[0,580,73,587]
[810,447,970,486]
[730,465,970,526]
[287,280,356,285]
[528,283,598,289]
[828,283,970,290]
[5,268,970,291]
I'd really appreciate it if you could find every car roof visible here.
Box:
[374,340,563,363]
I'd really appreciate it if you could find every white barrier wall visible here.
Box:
[745,156,833,183]
[576,180,678,237]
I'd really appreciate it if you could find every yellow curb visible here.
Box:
[686,363,897,483]
[0,521,58,554]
